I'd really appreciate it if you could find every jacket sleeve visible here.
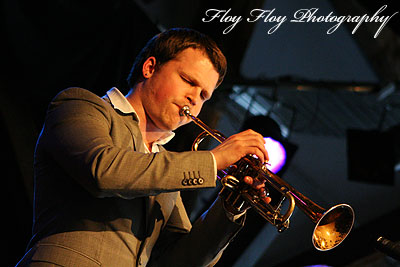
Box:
[147,196,245,267]
[38,88,216,198]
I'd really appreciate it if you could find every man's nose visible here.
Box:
[186,88,201,106]
[186,96,196,106]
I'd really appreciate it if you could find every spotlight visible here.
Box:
[241,115,297,175]
[264,137,286,173]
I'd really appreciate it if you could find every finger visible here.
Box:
[258,187,267,197]
[262,196,272,204]
[230,130,264,146]
[248,147,267,163]
[263,147,269,162]
[244,130,269,162]
[259,140,269,163]
[249,177,264,189]
[257,187,271,204]
[254,182,265,190]
[245,142,269,163]
[243,176,253,185]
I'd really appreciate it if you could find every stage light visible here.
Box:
[264,137,286,173]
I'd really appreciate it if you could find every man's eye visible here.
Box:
[182,77,194,86]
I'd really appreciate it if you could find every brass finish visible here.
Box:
[180,106,355,250]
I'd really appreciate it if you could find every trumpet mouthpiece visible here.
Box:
[180,106,191,117]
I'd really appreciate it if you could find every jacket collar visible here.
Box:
[105,87,175,146]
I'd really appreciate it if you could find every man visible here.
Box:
[17,28,269,266]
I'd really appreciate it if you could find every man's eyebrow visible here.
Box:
[181,72,198,84]
[182,72,209,91]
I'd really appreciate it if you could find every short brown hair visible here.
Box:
[127,28,227,88]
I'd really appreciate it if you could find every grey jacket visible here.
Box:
[17,88,244,267]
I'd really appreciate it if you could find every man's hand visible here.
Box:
[243,176,271,204]
[222,175,271,216]
[211,129,269,170]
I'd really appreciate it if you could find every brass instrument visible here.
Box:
[180,106,355,251]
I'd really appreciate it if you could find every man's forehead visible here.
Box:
[173,47,208,61]
[174,48,218,88]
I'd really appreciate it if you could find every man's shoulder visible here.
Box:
[48,87,114,117]
[51,87,112,108]
[54,87,102,102]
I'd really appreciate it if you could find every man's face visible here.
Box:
[142,48,219,131]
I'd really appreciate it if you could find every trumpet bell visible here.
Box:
[313,204,355,251]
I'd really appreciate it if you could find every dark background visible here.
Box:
[2,0,400,266]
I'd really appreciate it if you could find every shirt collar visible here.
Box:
[105,87,175,147]
[106,87,136,115]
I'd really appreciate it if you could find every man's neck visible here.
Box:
[125,87,167,150]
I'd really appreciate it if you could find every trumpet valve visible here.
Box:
[221,175,240,189]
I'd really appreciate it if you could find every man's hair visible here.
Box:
[127,28,227,88]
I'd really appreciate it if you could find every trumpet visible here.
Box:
[180,106,355,251]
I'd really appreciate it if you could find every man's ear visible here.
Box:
[142,57,157,78]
